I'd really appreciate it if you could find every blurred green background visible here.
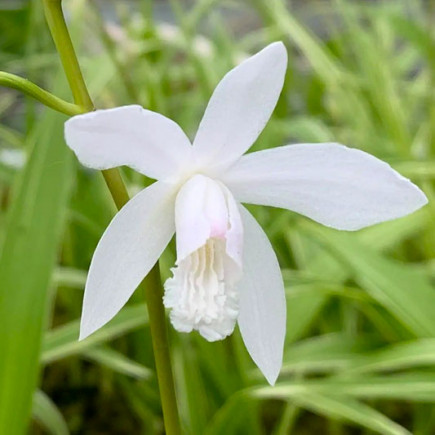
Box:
[0,0,434,434]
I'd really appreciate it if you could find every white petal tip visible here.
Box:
[269,41,286,50]
[258,354,283,385]
[344,180,428,232]
[417,189,429,207]
[264,368,280,386]
[79,322,96,341]
[79,311,104,341]
[264,41,287,61]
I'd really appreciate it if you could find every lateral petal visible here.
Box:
[223,143,428,231]
[65,105,192,180]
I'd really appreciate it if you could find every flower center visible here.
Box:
[163,237,240,341]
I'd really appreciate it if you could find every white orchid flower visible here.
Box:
[64,42,427,385]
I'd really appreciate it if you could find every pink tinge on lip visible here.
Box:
[209,221,228,239]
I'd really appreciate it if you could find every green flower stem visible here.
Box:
[0,72,83,116]
[42,1,181,433]
[143,266,182,435]
[101,169,130,210]
[42,0,93,111]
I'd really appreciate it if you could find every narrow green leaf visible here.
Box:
[31,390,69,435]
[282,333,377,375]
[266,0,343,83]
[256,373,435,402]
[205,392,258,435]
[293,393,410,435]
[392,161,435,180]
[42,304,148,364]
[83,347,152,379]
[0,106,73,432]
[51,266,87,289]
[342,339,435,375]
[301,222,435,337]
[285,283,329,344]
[358,207,430,251]
[173,338,210,435]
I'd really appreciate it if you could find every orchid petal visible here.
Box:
[237,206,286,385]
[174,174,243,266]
[80,181,176,340]
[223,143,428,231]
[65,105,192,180]
[193,42,287,170]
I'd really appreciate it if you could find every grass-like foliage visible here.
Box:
[0,0,434,433]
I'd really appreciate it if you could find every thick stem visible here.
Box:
[42,1,181,433]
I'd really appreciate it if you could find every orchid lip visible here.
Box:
[163,174,243,341]
[163,237,240,342]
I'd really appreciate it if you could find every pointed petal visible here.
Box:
[193,42,287,170]
[80,181,176,340]
[237,206,286,385]
[65,105,192,180]
[223,143,428,231]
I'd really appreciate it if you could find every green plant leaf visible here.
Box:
[256,373,435,402]
[342,338,435,375]
[292,393,411,435]
[31,390,69,435]
[282,333,377,375]
[301,222,435,337]
[83,347,152,379]
[0,105,73,432]
[42,304,149,364]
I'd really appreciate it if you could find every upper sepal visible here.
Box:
[192,42,288,172]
